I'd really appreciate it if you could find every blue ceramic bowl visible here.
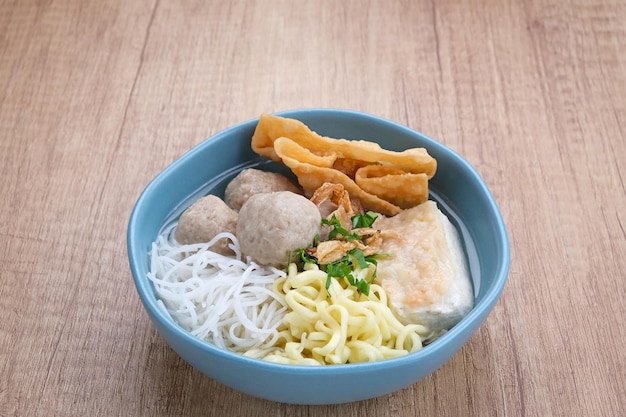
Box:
[127,109,510,405]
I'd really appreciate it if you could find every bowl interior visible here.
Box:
[127,108,510,404]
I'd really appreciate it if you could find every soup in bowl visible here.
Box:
[127,108,510,404]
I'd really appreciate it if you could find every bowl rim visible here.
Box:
[127,107,511,374]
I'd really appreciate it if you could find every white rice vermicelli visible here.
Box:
[147,224,288,352]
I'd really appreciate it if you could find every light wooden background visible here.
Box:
[1,0,624,416]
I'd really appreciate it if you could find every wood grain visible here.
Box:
[1,0,624,416]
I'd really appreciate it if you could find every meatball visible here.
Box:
[236,191,321,267]
[175,195,238,255]
[225,168,302,211]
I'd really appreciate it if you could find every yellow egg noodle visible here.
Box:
[148,224,288,352]
[245,263,429,365]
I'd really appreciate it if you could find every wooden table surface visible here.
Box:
[2,0,624,415]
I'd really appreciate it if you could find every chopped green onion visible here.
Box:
[296,212,383,295]
[352,211,378,229]
[323,215,359,241]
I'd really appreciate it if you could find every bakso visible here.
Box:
[236,191,321,267]
[175,195,238,255]
[225,168,302,211]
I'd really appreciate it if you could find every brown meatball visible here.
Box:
[175,195,238,255]
[225,168,302,211]
[236,191,321,267]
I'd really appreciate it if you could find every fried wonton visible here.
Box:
[355,165,429,210]
[275,137,403,215]
[251,113,437,216]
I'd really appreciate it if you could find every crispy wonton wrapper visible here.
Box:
[274,137,404,215]
[355,165,429,210]
[251,113,437,216]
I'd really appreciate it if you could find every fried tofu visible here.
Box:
[374,201,473,338]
